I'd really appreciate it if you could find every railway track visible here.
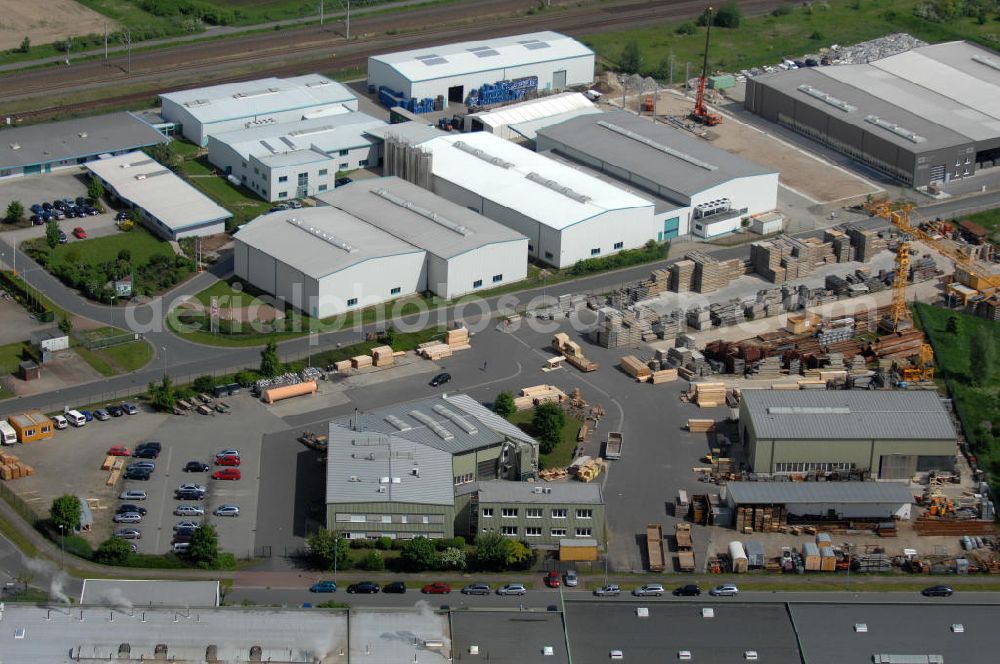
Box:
[5,0,793,122]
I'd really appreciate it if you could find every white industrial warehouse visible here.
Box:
[464,91,601,141]
[86,152,232,240]
[207,112,387,201]
[367,31,595,104]
[535,111,780,239]
[387,129,657,268]
[160,74,358,146]
[233,176,528,316]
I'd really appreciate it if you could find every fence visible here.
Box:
[0,480,41,525]
[73,329,145,350]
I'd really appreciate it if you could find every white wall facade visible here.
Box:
[690,173,779,221]
[433,241,529,299]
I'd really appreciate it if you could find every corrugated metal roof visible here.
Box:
[210,112,384,163]
[474,479,603,505]
[469,92,597,132]
[80,580,219,607]
[742,390,956,441]
[724,481,914,505]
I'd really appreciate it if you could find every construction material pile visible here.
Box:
[671,251,747,293]
[418,325,471,360]
[688,382,727,408]
[569,456,606,482]
[513,385,567,411]
[0,452,34,480]
[552,333,599,372]
[589,305,659,348]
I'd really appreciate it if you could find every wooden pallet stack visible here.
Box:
[371,345,394,367]
[351,354,373,369]
[669,259,696,293]
[106,457,125,486]
[649,368,679,384]
[514,385,567,410]
[446,326,470,350]
[538,467,568,481]
[686,419,715,433]
[417,340,453,360]
[687,251,745,293]
[620,355,652,382]
[0,452,34,481]
[690,382,726,408]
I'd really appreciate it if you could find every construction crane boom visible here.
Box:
[690,7,722,127]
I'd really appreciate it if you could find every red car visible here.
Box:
[215,454,241,467]
[545,571,561,588]
[212,468,241,481]
[108,445,131,456]
[72,227,87,239]
[421,582,451,595]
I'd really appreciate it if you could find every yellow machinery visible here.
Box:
[887,240,911,332]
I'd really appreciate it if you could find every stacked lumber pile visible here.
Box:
[417,340,453,360]
[371,345,394,367]
[620,355,651,381]
[446,326,470,350]
[570,457,606,482]
[824,228,854,262]
[351,355,373,369]
[514,385,567,410]
[333,359,352,373]
[669,259,696,292]
[846,224,889,262]
[106,458,125,486]
[914,517,997,535]
[0,452,34,481]
[687,419,715,433]
[690,382,726,408]
[538,467,568,481]
[734,504,788,533]
[871,328,926,361]
[649,368,678,384]
[687,251,746,293]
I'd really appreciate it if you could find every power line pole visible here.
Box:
[104,24,108,63]
[319,0,324,25]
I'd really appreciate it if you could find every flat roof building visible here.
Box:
[0,112,167,180]
[739,390,957,479]
[368,31,594,105]
[723,481,914,522]
[233,176,528,316]
[79,579,220,608]
[744,41,1000,188]
[86,152,232,240]
[464,91,601,141]
[207,112,387,201]
[535,111,779,239]
[160,74,358,146]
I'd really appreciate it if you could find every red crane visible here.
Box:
[691,6,722,127]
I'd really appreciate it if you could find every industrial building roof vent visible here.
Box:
[287,217,358,253]
[432,404,478,434]
[596,120,718,171]
[864,115,926,144]
[525,172,590,204]
[971,54,1000,72]
[409,410,454,441]
[9,143,19,150]
[519,39,551,50]
[384,414,412,431]
[370,188,472,237]
[767,406,851,415]
[452,140,515,169]
[78,132,88,138]
[468,46,500,58]
[796,84,857,113]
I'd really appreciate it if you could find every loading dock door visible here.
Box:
[553,70,567,90]
[448,85,464,103]
[879,454,917,480]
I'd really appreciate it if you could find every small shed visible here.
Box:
[19,360,40,381]
[750,211,784,235]
[77,497,93,533]
[32,328,70,354]
[559,538,598,561]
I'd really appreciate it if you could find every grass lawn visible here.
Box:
[72,345,116,377]
[193,278,267,309]
[97,340,154,372]
[962,208,1000,243]
[0,341,28,376]
[46,226,173,270]
[506,409,583,470]
[174,156,271,228]
[582,0,1000,76]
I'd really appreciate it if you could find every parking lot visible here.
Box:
[0,170,122,243]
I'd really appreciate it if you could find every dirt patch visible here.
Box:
[178,299,285,324]
[0,0,117,51]
[2,348,102,397]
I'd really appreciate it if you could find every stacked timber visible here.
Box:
[687,419,715,433]
[914,517,997,535]
[872,329,926,361]
[417,341,453,360]
[803,542,822,571]
[690,382,726,408]
[620,355,651,381]
[824,228,853,262]
[538,467,568,481]
[0,452,34,481]
[351,355,373,369]
[371,345,394,367]
[650,368,679,384]
[333,359,352,373]
[106,458,125,486]
[846,225,888,262]
[734,504,789,533]
[669,259,696,293]
[446,326,470,350]
[687,251,745,293]
[515,385,567,410]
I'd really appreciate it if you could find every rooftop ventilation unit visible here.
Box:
[519,39,551,50]
[286,217,358,253]
[432,404,479,434]
[288,125,336,138]
[415,53,448,66]
[9,144,19,150]
[864,115,926,144]
[971,54,1000,72]
[233,87,281,99]
[78,132,88,139]
[184,98,212,108]
[452,140,514,169]
[596,120,718,171]
[384,414,412,432]
[767,406,851,415]
[797,84,857,113]
[306,79,332,87]
[468,46,500,58]
[259,140,279,154]
[525,172,590,204]
[370,188,472,237]
[409,410,454,441]
[140,169,171,179]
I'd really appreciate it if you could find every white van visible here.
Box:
[65,410,87,427]
[52,415,68,430]
[0,420,16,445]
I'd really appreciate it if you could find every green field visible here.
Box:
[0,342,28,377]
[583,0,1000,76]
[507,408,584,470]
[45,226,174,270]
[174,155,271,229]
[963,208,1000,243]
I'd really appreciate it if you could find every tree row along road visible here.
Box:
[4,0,796,119]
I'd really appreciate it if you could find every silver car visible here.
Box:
[633,584,665,597]
[174,521,201,531]
[564,570,578,587]
[497,584,527,596]
[114,528,141,540]
[213,504,240,517]
[112,512,142,523]
[174,505,205,517]
[118,489,147,501]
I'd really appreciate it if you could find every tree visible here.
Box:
[493,391,516,418]
[46,219,61,249]
[188,523,219,567]
[473,531,509,570]
[438,546,467,570]
[17,36,30,53]
[117,249,132,264]
[5,200,24,223]
[400,536,438,571]
[259,340,280,377]
[946,315,959,334]
[148,376,177,412]
[503,540,533,569]
[359,550,385,571]
[87,175,104,204]
[94,537,132,565]
[532,402,566,455]
[193,375,216,393]
[714,0,743,28]
[307,529,350,570]
[619,39,642,74]
[58,315,72,335]
[970,326,997,386]
[50,495,81,532]
[146,142,174,167]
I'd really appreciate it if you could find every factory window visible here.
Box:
[339,149,349,156]
[492,274,503,283]
[551,509,567,519]
[551,528,567,537]
[278,175,288,183]
[525,527,542,537]
[318,184,327,192]
[277,192,288,199]
[528,244,534,252]
[339,163,348,170]
[359,160,368,167]
[453,473,473,485]
[253,167,259,174]
[319,169,328,176]
[576,509,593,519]
[526,508,543,519]
[695,224,703,231]
[544,251,554,260]
[614,242,624,250]
[381,515,391,523]
[502,508,518,518]
[590,248,600,256]
[481,508,493,518]
[774,462,855,473]
[575,528,592,537]
[391,287,401,295]
[473,279,483,289]
[347,297,358,306]
[502,526,518,536]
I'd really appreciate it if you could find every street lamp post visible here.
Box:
[161,346,167,378]
[59,524,66,569]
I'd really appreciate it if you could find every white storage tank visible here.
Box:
[729,541,748,574]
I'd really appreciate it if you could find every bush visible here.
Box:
[359,550,385,571]
[493,391,515,418]
[400,537,438,571]
[350,538,374,549]
[569,240,667,276]
[63,534,93,560]
[676,21,697,35]
[375,536,394,550]
[193,375,217,393]
[434,537,466,551]
[94,537,132,565]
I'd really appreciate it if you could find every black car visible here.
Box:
[382,581,406,594]
[30,214,41,224]
[137,441,163,453]
[429,372,451,387]
[124,468,152,481]
[347,582,380,594]
[134,447,159,459]
[117,504,148,516]
[42,202,53,211]
[75,196,86,207]
[921,585,954,597]
[183,461,210,472]
[175,490,205,501]
[64,208,77,219]
[106,404,124,417]
[58,231,67,244]
[673,584,702,597]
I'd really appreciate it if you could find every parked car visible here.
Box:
[114,528,141,540]
[128,461,155,471]
[113,512,143,523]
[214,454,240,467]
[58,232,68,245]
[672,584,701,597]
[633,584,665,597]
[213,504,240,517]
[41,202,53,211]
[921,585,954,597]
[288,200,302,209]
[429,372,451,387]
[545,571,561,588]
[173,528,196,540]
[175,490,205,501]
[134,447,159,459]
[75,197,87,207]
[216,448,240,458]
[117,504,147,516]
[93,409,110,421]
[174,521,201,531]
[137,441,162,454]
[347,582,380,594]
[174,505,205,517]
[124,467,151,481]
[496,583,527,596]
[382,581,406,594]
[79,410,93,422]
[421,582,451,595]
[212,468,241,481]
[709,584,739,597]
[593,584,620,597]
[118,489,147,501]
[461,583,491,596]
[310,581,337,593]
[30,204,43,214]
[52,415,68,430]
[564,570,578,587]
[30,215,42,225]
[177,483,206,493]
[121,402,138,415]
[183,461,210,472]
[106,404,124,417]
[335,177,353,187]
